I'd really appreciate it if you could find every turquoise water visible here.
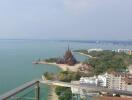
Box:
[0,40,132,99]
[0,40,89,99]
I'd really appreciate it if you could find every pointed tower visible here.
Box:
[64,45,77,66]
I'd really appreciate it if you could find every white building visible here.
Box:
[98,73,108,87]
[80,76,98,86]
[79,74,108,87]
[71,81,99,98]
[78,72,132,91]
[87,48,103,53]
[117,49,129,53]
[71,81,81,94]
[117,49,131,55]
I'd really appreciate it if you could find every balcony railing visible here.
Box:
[0,79,40,100]
[0,79,132,100]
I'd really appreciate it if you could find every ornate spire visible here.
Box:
[57,43,77,66]
[67,40,70,51]
[68,44,70,51]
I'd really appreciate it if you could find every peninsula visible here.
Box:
[33,48,132,100]
[33,46,81,72]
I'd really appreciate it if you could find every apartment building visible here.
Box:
[107,72,128,90]
[107,72,132,91]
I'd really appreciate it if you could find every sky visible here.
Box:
[0,0,132,40]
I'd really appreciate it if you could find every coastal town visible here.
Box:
[33,47,132,100]
[1,0,132,100]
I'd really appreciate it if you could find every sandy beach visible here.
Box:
[33,61,82,72]
[33,60,83,100]
[47,86,58,100]
[74,52,96,58]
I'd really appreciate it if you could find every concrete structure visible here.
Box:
[71,81,99,99]
[87,48,103,53]
[117,49,129,53]
[80,76,98,86]
[98,73,108,87]
[71,81,82,94]
[128,65,132,74]
[106,72,132,91]
[127,85,132,92]
[107,72,127,90]
[117,49,132,55]
[79,72,132,91]
[79,74,108,87]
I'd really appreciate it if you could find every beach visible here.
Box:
[74,52,96,58]
[47,86,58,100]
[33,61,82,72]
[32,61,83,100]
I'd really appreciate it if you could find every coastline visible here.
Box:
[74,52,96,58]
[33,61,82,72]
[33,59,82,100]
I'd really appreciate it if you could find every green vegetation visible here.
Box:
[55,70,81,100]
[58,70,81,82]
[83,50,132,75]
[55,87,72,100]
[43,72,56,80]
[44,70,82,100]
[43,70,82,82]
[44,50,132,99]
[45,58,58,63]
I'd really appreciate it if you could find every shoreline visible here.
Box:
[74,52,96,58]
[33,56,84,100]
[33,61,82,72]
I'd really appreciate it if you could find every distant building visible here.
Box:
[117,49,129,53]
[87,48,103,53]
[71,72,132,98]
[124,74,132,91]
[71,81,99,98]
[98,73,108,87]
[57,46,77,66]
[71,81,81,94]
[78,72,132,91]
[128,65,132,74]
[106,72,127,90]
[80,76,98,86]
[116,49,132,55]
[79,74,107,87]
[103,72,132,91]
[128,50,132,55]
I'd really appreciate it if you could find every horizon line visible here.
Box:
[0,38,132,42]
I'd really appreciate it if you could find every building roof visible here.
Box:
[108,71,127,77]
[124,78,132,84]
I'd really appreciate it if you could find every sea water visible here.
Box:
[0,40,132,99]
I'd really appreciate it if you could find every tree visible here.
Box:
[55,87,72,100]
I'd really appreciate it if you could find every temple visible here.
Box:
[57,46,77,66]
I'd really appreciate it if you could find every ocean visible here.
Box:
[0,39,132,99]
